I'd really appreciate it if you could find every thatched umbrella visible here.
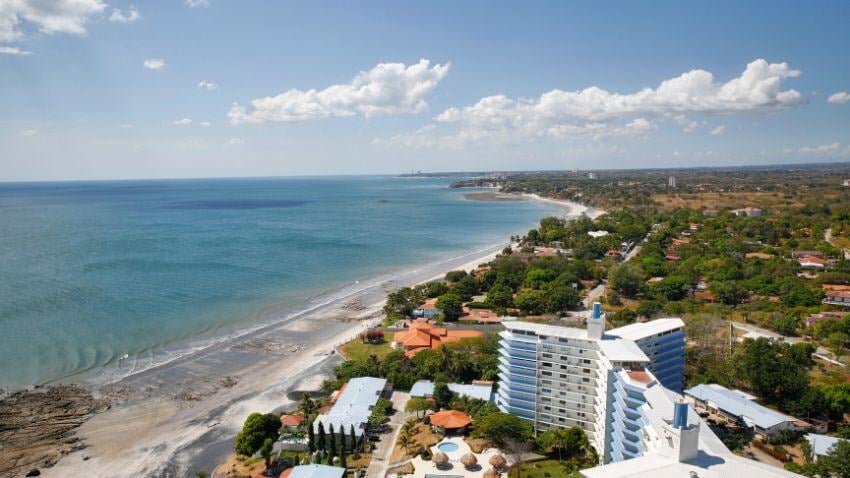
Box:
[460,453,478,469]
[489,454,507,469]
[483,468,500,478]
[433,451,449,467]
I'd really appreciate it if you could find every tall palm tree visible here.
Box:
[397,430,412,454]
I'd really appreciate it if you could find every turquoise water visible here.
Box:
[437,442,459,453]
[0,176,559,389]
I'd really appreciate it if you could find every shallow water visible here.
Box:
[0,176,560,389]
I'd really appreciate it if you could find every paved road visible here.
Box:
[824,228,850,260]
[365,391,413,478]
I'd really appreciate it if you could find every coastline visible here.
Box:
[33,196,591,478]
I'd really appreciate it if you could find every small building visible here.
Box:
[280,413,305,430]
[588,230,610,238]
[694,291,716,303]
[409,380,495,402]
[684,384,810,438]
[461,307,503,324]
[391,322,482,357]
[798,256,829,269]
[730,207,763,217]
[805,433,847,462]
[792,250,823,259]
[823,289,850,307]
[281,464,345,478]
[429,410,472,433]
[804,311,848,328]
[412,298,442,319]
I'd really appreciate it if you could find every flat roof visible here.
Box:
[598,338,649,362]
[684,383,798,430]
[409,380,494,402]
[314,377,386,436]
[503,321,589,340]
[286,464,345,478]
[607,318,685,341]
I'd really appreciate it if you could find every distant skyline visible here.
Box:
[1,0,850,181]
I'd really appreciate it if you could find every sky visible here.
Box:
[1,1,849,181]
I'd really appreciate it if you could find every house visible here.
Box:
[746,252,774,260]
[412,298,441,319]
[823,289,850,307]
[843,179,850,187]
[428,410,472,433]
[281,464,346,478]
[804,311,848,327]
[694,291,716,303]
[461,306,503,324]
[730,207,763,217]
[605,249,623,259]
[313,377,391,440]
[588,230,610,238]
[798,255,829,269]
[279,413,305,430]
[391,322,482,357]
[684,384,810,438]
[805,434,847,462]
[409,380,495,402]
[792,250,823,259]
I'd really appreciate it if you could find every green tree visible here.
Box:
[544,284,580,313]
[772,316,798,336]
[819,439,850,478]
[734,338,810,402]
[433,382,454,410]
[234,412,281,457]
[338,439,347,469]
[317,421,326,453]
[609,263,645,297]
[406,397,431,419]
[486,284,514,308]
[827,332,848,357]
[349,424,357,453]
[653,275,691,301]
[307,422,316,453]
[436,293,464,321]
[536,427,589,462]
[328,423,336,453]
[473,412,533,446]
[260,437,274,468]
[524,268,557,289]
[298,393,317,418]
[514,289,547,315]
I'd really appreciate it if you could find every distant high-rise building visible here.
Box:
[668,176,677,188]
[588,172,597,180]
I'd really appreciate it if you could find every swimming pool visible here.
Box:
[437,442,459,453]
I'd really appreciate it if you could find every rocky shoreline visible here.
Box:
[0,385,109,478]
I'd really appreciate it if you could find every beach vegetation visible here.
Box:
[234,412,281,457]
[473,411,533,446]
[435,293,463,321]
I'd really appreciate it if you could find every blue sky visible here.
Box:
[1,0,849,181]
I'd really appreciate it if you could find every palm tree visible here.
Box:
[397,430,412,454]
[298,393,317,418]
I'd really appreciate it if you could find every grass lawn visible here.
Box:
[509,458,583,478]
[339,332,395,361]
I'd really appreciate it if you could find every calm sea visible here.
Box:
[0,176,559,389]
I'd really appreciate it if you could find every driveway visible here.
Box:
[365,391,413,478]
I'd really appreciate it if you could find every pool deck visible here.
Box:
[404,436,509,478]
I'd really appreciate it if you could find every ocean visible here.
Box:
[0,176,560,390]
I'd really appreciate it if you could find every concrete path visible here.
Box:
[365,391,413,478]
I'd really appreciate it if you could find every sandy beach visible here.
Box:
[33,196,590,478]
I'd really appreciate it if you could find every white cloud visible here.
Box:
[172,118,192,125]
[186,0,210,7]
[197,80,218,91]
[799,142,841,155]
[223,137,245,146]
[409,59,803,147]
[229,59,450,124]
[120,123,133,128]
[828,91,850,104]
[144,58,165,70]
[710,125,726,135]
[199,121,211,127]
[143,58,166,70]
[0,0,106,42]
[109,6,139,23]
[19,129,38,136]
[0,45,30,55]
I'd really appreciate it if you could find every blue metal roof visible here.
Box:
[684,384,797,430]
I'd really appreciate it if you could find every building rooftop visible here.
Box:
[805,433,846,457]
[684,384,800,430]
[314,377,386,437]
[607,318,685,341]
[503,320,589,340]
[598,338,649,362]
[283,464,346,478]
[409,380,494,402]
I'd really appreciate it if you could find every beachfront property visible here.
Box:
[804,433,848,462]
[281,464,345,478]
[495,302,685,460]
[684,383,810,438]
[313,377,391,440]
[412,298,441,319]
[579,382,800,478]
[409,380,495,402]
[391,321,482,357]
